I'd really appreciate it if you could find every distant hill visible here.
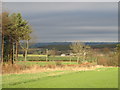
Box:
[29,42,71,48]
[29,42,118,50]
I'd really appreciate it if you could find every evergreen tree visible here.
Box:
[1,12,32,64]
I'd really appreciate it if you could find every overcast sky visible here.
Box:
[3,2,118,42]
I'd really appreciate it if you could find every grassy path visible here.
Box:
[2,67,118,88]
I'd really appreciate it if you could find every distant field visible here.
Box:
[18,54,77,61]
[2,67,118,88]
[18,54,96,62]
[18,54,47,57]
[16,61,78,66]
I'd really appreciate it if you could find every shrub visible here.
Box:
[55,61,62,66]
[97,54,118,66]
[2,64,30,74]
[46,64,56,68]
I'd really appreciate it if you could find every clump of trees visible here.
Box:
[70,41,91,63]
[116,44,120,54]
[0,12,32,64]
[115,44,120,66]
[46,48,57,61]
[95,44,119,66]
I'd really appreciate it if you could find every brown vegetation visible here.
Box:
[2,62,104,75]
[97,54,118,66]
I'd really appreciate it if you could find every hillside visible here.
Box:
[29,42,118,50]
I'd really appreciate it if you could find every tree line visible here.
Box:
[0,12,32,64]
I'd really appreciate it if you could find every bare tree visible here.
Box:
[47,48,57,61]
[70,41,90,63]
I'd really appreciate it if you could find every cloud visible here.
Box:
[3,2,118,42]
[3,2,117,14]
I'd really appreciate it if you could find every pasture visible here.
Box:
[2,67,118,88]
[2,53,118,88]
[1,8,119,89]
[16,61,79,66]
[18,54,96,62]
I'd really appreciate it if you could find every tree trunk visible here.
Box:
[46,55,48,61]
[46,49,48,61]
[77,56,79,64]
[9,37,14,64]
[24,40,28,61]
[17,42,19,59]
[15,41,18,61]
[83,52,86,61]
[24,49,27,61]
[13,43,15,63]
[1,32,4,64]
[70,55,72,63]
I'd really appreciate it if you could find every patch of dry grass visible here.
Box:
[2,62,104,75]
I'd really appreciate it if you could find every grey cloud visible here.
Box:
[34,34,117,42]
[3,2,117,13]
[3,2,118,42]
[28,10,117,28]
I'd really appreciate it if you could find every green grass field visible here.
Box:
[16,61,79,66]
[18,54,96,63]
[18,55,78,61]
[2,67,118,88]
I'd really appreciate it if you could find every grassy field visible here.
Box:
[18,54,96,62]
[2,67,118,88]
[18,55,78,61]
[16,61,79,66]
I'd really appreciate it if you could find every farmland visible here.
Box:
[1,5,119,89]
[2,67,118,88]
[18,54,97,62]
[2,44,118,88]
[2,43,119,88]
[18,54,77,61]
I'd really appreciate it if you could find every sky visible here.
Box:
[3,2,118,42]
